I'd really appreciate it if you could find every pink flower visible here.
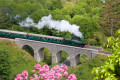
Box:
[30,77,33,79]
[24,76,28,80]
[67,73,77,80]
[38,68,44,74]
[14,64,77,80]
[61,64,68,71]
[34,64,41,70]
[63,71,68,77]
[32,70,35,73]
[16,74,21,77]
[41,73,46,79]
[42,64,49,72]
[22,70,28,76]
[33,74,38,78]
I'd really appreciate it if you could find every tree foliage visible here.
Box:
[49,0,63,10]
[0,50,11,80]
[71,15,99,40]
[92,29,120,80]
[0,0,112,46]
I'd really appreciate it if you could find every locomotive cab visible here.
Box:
[63,39,86,48]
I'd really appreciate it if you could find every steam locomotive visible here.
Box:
[0,29,86,48]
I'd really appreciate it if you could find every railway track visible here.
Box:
[86,45,112,56]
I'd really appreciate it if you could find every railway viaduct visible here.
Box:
[15,38,98,67]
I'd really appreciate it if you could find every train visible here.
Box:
[0,29,87,48]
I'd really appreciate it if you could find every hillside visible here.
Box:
[99,0,120,36]
[0,39,108,80]
[0,39,44,79]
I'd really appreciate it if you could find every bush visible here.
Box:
[14,64,77,80]
[0,50,11,80]
[92,29,120,80]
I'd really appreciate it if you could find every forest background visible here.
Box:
[0,0,120,47]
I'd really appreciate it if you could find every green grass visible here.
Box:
[61,51,69,62]
[80,54,89,63]
[0,39,48,79]
[103,47,112,52]
[0,39,37,79]
[67,55,108,80]
[43,48,52,65]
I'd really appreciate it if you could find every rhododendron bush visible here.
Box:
[14,64,77,80]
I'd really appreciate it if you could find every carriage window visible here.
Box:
[36,36,39,39]
[36,36,38,39]
[30,36,32,38]
[48,38,50,40]
[40,37,42,39]
[55,39,57,41]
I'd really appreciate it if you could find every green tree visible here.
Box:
[92,29,120,80]
[87,32,107,46]
[0,50,11,80]
[31,9,50,23]
[71,15,99,40]
[72,2,87,16]
[49,0,63,10]
[63,2,75,14]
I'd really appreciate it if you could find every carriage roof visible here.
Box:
[0,29,64,40]
[28,33,64,40]
[0,29,27,35]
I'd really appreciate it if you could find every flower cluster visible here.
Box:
[14,70,28,80]
[14,64,77,80]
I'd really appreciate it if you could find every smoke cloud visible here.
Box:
[19,14,83,38]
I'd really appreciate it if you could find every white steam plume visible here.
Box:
[19,14,83,38]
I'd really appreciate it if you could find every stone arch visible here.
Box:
[56,50,70,63]
[22,45,34,56]
[82,53,91,60]
[38,47,52,64]
[80,53,90,63]
[75,54,81,65]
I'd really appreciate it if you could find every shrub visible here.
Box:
[0,50,11,80]
[92,29,120,80]
[14,64,77,80]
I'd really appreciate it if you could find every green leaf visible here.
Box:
[109,64,115,71]
[105,77,111,80]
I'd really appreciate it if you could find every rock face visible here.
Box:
[15,38,98,67]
